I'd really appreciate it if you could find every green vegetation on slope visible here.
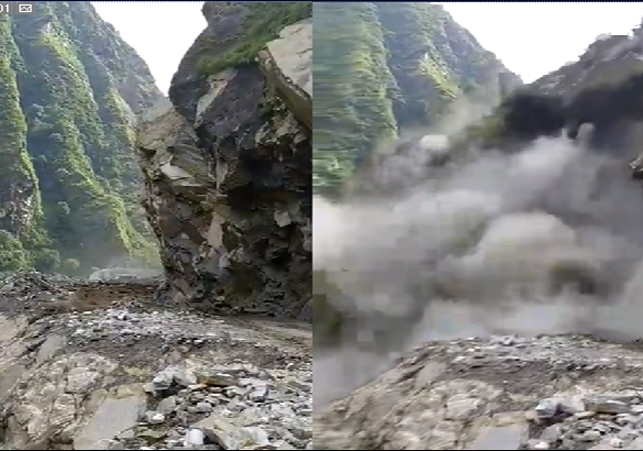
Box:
[312,2,398,194]
[376,2,462,126]
[199,1,312,74]
[0,2,162,273]
[0,15,53,271]
[313,1,515,194]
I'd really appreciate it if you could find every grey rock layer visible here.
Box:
[138,5,312,319]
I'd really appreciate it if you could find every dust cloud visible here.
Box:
[313,109,643,407]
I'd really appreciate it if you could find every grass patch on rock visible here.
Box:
[199,1,312,75]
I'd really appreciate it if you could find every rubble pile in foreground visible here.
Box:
[0,272,312,450]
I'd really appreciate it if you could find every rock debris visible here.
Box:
[0,272,311,450]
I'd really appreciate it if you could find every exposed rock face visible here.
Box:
[137,4,312,319]
[481,26,643,155]
[0,272,311,450]
[259,21,312,130]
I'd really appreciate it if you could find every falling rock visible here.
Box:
[274,210,292,228]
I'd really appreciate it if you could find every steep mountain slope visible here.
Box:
[312,1,521,193]
[0,2,163,273]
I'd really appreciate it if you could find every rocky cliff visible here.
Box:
[462,24,643,156]
[137,2,312,319]
[312,1,521,194]
[0,2,163,274]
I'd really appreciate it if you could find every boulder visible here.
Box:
[137,6,312,319]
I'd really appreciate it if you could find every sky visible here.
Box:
[440,2,643,83]
[91,1,205,95]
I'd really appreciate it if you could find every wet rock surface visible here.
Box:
[314,334,643,450]
[0,272,311,450]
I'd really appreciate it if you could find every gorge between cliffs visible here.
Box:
[9,2,643,451]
